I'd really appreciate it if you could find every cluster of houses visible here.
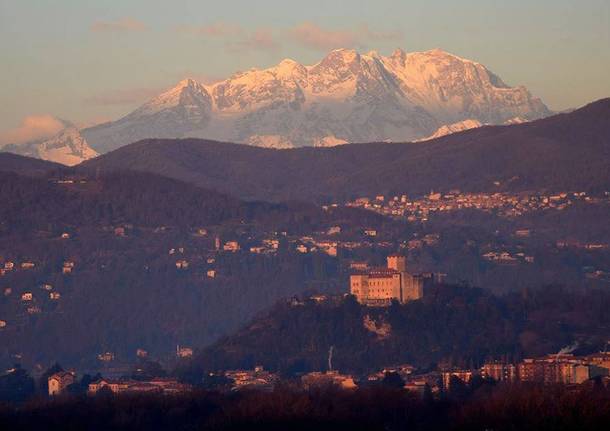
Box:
[0,260,37,276]
[556,240,609,251]
[442,352,610,389]
[224,366,279,391]
[43,350,610,399]
[0,281,67,325]
[212,351,610,396]
[482,250,535,264]
[95,345,193,365]
[347,191,609,222]
[87,377,191,395]
[48,372,191,396]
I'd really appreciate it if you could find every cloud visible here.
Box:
[91,18,147,33]
[174,21,401,53]
[176,22,279,52]
[289,22,402,51]
[0,115,65,146]
[228,28,280,52]
[174,22,241,37]
[289,22,357,51]
[84,87,163,106]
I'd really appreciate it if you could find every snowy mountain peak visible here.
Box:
[38,127,99,165]
[79,47,551,153]
[177,77,199,87]
[278,58,299,67]
[426,47,455,56]
[418,119,484,141]
[159,78,208,102]
[391,48,406,58]
[127,78,212,120]
[318,48,361,67]
[1,127,98,166]
[274,58,307,81]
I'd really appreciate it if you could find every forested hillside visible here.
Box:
[184,285,610,377]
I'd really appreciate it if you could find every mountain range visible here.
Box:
[1,48,550,164]
[80,98,610,202]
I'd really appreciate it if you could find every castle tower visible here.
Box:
[387,254,407,272]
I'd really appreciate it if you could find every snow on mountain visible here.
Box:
[313,136,349,147]
[82,78,213,153]
[418,119,484,141]
[2,126,98,166]
[504,116,529,125]
[78,48,550,152]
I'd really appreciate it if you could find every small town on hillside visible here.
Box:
[346,190,610,222]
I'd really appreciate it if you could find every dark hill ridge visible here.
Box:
[0,152,66,176]
[0,169,384,233]
[81,98,610,202]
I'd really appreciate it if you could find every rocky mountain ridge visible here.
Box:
[81,48,549,153]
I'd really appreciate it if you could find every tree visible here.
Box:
[0,365,35,403]
[381,372,405,389]
[130,360,167,381]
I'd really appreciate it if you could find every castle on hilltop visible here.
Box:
[350,255,438,306]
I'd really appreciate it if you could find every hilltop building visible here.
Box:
[350,255,433,306]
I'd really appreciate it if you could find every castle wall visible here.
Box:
[350,256,427,306]
[401,274,424,302]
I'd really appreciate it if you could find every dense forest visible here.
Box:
[181,284,610,377]
[1,382,609,430]
[80,98,610,202]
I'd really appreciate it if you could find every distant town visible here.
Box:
[41,348,610,398]
[346,190,610,223]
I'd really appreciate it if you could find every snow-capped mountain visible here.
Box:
[418,119,484,141]
[1,126,98,166]
[80,48,547,153]
[82,79,213,153]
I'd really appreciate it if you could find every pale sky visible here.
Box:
[0,0,609,144]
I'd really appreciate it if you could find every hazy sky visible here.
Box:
[0,0,608,144]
